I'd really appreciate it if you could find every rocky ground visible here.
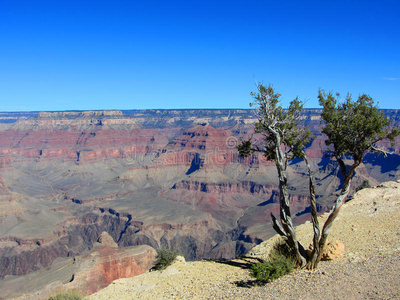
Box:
[87,180,400,300]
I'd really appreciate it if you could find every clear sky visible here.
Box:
[0,0,399,111]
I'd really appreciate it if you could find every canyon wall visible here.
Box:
[0,108,399,291]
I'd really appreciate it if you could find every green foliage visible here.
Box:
[154,248,181,270]
[318,91,399,164]
[47,290,82,300]
[269,239,296,261]
[237,83,312,161]
[251,240,297,283]
[237,139,252,158]
[355,180,371,192]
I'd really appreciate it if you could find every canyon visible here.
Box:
[0,109,399,298]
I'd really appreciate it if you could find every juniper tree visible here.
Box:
[237,83,313,267]
[308,90,399,268]
[238,84,399,269]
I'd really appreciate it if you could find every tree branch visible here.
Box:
[370,145,388,157]
[271,212,287,238]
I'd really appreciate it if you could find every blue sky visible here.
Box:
[0,0,399,111]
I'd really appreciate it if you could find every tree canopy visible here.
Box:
[319,91,399,165]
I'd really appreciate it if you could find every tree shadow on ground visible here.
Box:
[211,256,266,288]
[233,279,264,288]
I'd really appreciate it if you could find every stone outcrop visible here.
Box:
[0,233,90,279]
[98,231,118,248]
[69,244,156,296]
[321,241,345,261]
[0,244,156,299]
[171,180,278,195]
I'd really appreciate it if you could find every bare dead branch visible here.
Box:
[370,145,388,157]
[271,212,287,238]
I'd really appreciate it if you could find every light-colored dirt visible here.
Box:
[88,180,400,300]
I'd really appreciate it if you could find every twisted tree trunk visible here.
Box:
[304,156,320,269]
[307,159,359,269]
[273,142,307,267]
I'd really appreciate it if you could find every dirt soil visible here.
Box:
[87,180,400,300]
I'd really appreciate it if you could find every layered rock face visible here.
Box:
[0,109,399,297]
[0,236,156,299]
[70,243,156,296]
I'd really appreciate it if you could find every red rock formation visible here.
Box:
[70,244,156,296]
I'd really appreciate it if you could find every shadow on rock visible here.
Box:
[211,256,266,288]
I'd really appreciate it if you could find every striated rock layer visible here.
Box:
[0,242,156,299]
[70,244,156,296]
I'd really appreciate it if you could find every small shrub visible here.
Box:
[355,180,371,192]
[251,257,295,283]
[251,240,297,284]
[269,239,296,261]
[47,290,82,300]
[154,248,181,270]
